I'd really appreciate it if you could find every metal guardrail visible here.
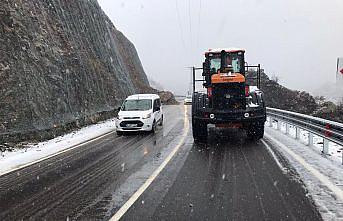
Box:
[266,107,343,164]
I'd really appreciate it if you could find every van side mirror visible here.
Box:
[155,106,160,112]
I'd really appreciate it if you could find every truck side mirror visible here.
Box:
[202,62,206,76]
[202,60,210,76]
[220,50,226,72]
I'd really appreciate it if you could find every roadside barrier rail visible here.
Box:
[266,107,343,164]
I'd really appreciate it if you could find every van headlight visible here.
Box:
[142,113,151,119]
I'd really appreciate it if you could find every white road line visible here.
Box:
[265,133,343,202]
[109,106,190,221]
[261,139,286,173]
[0,131,115,177]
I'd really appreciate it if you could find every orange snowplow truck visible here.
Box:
[191,48,266,142]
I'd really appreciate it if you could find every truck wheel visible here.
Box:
[246,123,264,140]
[192,92,208,143]
[192,119,208,143]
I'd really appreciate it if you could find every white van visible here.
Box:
[115,94,163,135]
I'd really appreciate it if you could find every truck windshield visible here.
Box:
[121,99,152,111]
[226,56,241,73]
[209,54,242,73]
[210,58,221,73]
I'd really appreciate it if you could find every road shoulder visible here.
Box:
[265,127,343,220]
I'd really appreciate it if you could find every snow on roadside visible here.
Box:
[265,121,343,221]
[272,120,343,165]
[0,119,116,175]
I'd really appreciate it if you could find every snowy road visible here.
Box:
[0,105,323,220]
[120,132,321,221]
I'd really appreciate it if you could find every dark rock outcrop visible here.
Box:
[157,91,179,105]
[0,0,153,142]
[247,71,343,123]
[313,101,343,123]
[246,71,318,115]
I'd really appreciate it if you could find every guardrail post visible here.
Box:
[295,127,300,140]
[307,132,313,146]
[322,138,329,155]
[277,120,281,130]
[266,109,343,160]
[285,123,289,135]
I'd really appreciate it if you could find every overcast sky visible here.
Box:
[98,0,343,95]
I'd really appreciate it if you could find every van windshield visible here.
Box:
[121,99,152,111]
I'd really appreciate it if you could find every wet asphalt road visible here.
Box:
[0,105,322,220]
[122,132,322,221]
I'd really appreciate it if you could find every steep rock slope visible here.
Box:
[246,71,317,114]
[247,71,343,123]
[0,0,152,142]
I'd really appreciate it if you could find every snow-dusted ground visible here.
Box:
[271,119,343,164]
[0,119,116,176]
[265,118,343,221]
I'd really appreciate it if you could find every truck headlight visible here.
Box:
[142,113,151,119]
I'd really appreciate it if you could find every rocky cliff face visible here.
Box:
[246,71,317,115]
[0,0,152,142]
[247,71,343,123]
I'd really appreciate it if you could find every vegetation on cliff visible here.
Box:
[247,71,343,123]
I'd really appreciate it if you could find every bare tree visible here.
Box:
[271,74,280,83]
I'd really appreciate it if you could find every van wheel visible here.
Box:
[158,115,163,126]
[117,131,124,136]
[151,120,157,133]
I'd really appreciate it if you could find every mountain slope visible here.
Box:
[0,0,152,142]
